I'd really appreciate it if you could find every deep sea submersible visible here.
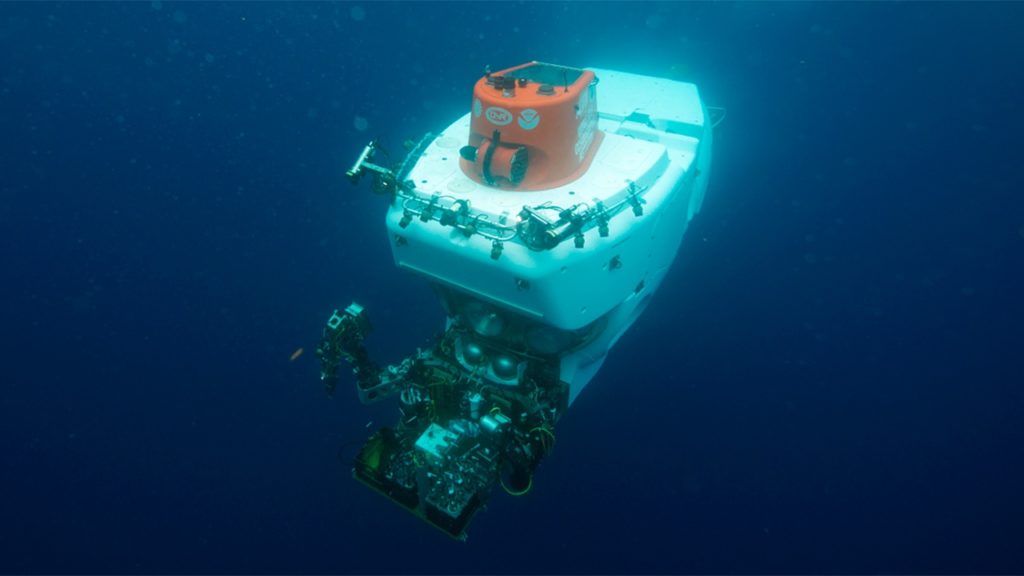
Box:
[317,61,716,539]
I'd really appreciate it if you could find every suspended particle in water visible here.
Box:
[645,13,665,30]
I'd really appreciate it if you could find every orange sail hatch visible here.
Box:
[459,62,604,191]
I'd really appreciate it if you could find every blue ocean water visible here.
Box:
[2,1,1022,573]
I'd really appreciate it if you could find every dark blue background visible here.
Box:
[2,2,1022,573]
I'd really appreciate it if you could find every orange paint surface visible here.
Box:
[462,62,602,191]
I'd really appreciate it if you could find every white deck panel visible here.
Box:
[589,67,706,139]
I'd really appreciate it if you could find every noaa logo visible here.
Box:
[517,108,540,130]
[473,98,482,118]
[485,106,513,126]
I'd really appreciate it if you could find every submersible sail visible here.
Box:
[317,61,715,539]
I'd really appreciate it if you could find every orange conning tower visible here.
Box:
[459,62,604,191]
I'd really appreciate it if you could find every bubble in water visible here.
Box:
[354,115,369,131]
[350,5,365,21]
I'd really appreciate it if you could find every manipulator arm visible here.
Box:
[315,303,380,398]
[315,302,408,403]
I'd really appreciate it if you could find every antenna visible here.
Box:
[563,70,569,93]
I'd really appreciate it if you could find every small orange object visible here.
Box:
[290,348,304,362]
